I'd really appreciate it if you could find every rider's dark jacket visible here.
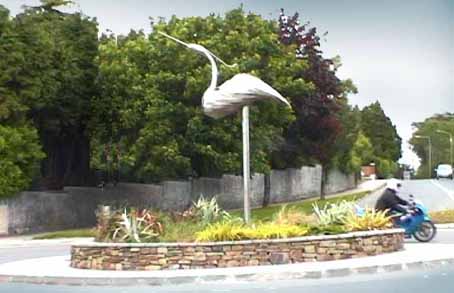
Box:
[375,188,409,215]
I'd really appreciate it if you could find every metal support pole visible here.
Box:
[242,106,251,224]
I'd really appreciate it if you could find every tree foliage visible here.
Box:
[0,6,45,196]
[0,3,403,190]
[0,125,44,197]
[360,102,401,162]
[0,2,99,187]
[92,9,301,182]
[359,102,401,178]
[275,9,345,167]
[410,113,454,178]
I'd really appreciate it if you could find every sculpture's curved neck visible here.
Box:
[201,49,218,89]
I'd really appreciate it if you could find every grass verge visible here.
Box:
[32,228,96,240]
[230,190,369,222]
[430,210,454,224]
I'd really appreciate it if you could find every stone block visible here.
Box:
[336,243,351,250]
[304,245,316,253]
[145,265,162,271]
[226,260,240,267]
[248,259,260,266]
[269,252,290,265]
[157,247,168,254]
[319,241,336,247]
[289,250,303,261]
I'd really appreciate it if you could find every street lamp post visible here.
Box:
[415,135,432,178]
[436,130,453,168]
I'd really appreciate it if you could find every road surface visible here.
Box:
[359,179,454,211]
[0,245,68,265]
[400,179,454,211]
[0,261,453,293]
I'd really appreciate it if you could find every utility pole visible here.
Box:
[415,135,432,178]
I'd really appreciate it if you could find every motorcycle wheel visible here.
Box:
[412,221,437,242]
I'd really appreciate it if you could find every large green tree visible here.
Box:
[410,113,454,178]
[275,9,347,168]
[92,9,298,182]
[0,1,99,187]
[0,5,45,197]
[361,102,401,162]
[360,101,401,178]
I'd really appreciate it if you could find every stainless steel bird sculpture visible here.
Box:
[158,32,291,119]
[158,31,291,223]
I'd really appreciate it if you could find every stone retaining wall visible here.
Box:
[2,166,355,235]
[71,229,404,271]
[323,169,356,195]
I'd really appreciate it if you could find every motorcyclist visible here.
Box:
[375,179,410,218]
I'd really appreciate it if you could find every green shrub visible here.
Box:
[0,125,44,197]
[195,220,309,242]
[308,224,346,235]
[159,216,205,242]
[195,219,246,242]
[343,209,392,231]
[245,223,309,239]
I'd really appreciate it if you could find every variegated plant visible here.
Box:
[312,200,356,226]
[111,208,163,243]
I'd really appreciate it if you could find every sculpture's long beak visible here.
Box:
[157,31,190,48]
[158,31,237,68]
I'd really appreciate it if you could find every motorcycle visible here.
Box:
[393,195,437,242]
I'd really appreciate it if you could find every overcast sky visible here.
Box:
[3,0,454,168]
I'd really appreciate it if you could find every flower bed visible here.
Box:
[71,229,404,271]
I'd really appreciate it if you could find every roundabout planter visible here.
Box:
[71,229,404,271]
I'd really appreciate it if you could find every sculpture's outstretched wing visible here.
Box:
[219,73,291,107]
[203,73,291,119]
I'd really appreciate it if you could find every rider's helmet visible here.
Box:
[386,178,402,192]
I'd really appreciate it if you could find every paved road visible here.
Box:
[400,179,454,211]
[0,262,453,293]
[359,179,454,211]
[0,245,68,265]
